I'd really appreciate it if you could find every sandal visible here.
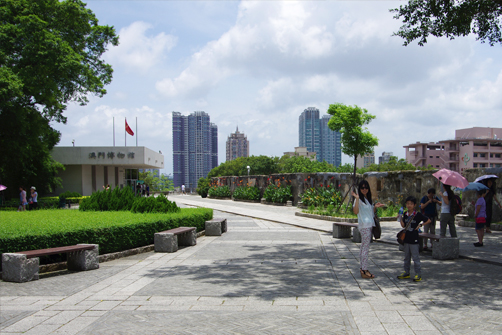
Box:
[360,269,375,279]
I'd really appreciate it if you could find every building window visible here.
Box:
[480,163,486,168]
[496,154,501,158]
[436,165,439,167]
[473,163,478,167]
[436,156,439,158]
[490,153,494,158]
[473,153,478,157]
[480,153,486,158]
[429,156,433,158]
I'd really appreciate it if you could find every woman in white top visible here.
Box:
[352,180,385,279]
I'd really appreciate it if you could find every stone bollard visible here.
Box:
[432,237,459,260]
[286,200,292,207]
[68,244,99,271]
[352,227,361,243]
[332,223,351,238]
[261,198,266,204]
[154,233,178,253]
[1,253,39,283]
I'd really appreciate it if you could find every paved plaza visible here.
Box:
[1,196,502,334]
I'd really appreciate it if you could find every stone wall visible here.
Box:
[211,167,502,221]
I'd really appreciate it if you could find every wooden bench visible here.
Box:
[2,244,99,283]
[205,218,227,236]
[154,227,197,253]
[419,233,459,260]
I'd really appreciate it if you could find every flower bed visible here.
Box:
[208,185,231,198]
[232,186,261,201]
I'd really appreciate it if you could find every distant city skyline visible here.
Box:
[172,111,218,189]
[299,107,342,167]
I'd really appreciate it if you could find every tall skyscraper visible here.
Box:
[172,111,218,189]
[226,126,249,161]
[299,107,321,158]
[298,107,342,167]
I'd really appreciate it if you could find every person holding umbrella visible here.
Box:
[432,169,468,238]
[478,177,501,234]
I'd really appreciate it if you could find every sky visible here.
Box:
[52,0,502,176]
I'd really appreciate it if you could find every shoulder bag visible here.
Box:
[396,214,415,245]
[372,213,381,239]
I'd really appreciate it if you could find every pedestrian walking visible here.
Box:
[29,186,38,210]
[351,180,385,279]
[181,184,186,195]
[420,188,441,250]
[18,186,27,212]
[474,190,487,247]
[481,179,501,234]
[439,184,458,237]
[397,196,430,282]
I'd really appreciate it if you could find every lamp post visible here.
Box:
[247,166,250,176]
[72,139,75,147]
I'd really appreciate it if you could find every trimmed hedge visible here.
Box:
[0,208,213,256]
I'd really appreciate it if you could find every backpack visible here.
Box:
[451,195,462,215]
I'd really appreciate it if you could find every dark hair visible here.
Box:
[357,180,372,205]
[427,188,436,194]
[482,179,496,194]
[443,184,457,214]
[477,190,486,196]
[405,196,417,204]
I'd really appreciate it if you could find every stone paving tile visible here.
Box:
[88,300,122,311]
[41,311,84,325]
[22,323,62,335]
[52,316,100,335]
[2,315,52,333]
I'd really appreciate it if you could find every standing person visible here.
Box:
[18,186,27,212]
[439,184,458,237]
[420,188,441,250]
[29,186,38,210]
[397,196,431,282]
[482,179,501,234]
[146,185,150,197]
[474,190,487,247]
[181,184,186,195]
[351,180,385,279]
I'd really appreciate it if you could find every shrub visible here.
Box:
[59,191,82,198]
[196,177,210,198]
[263,184,292,203]
[208,185,231,198]
[301,187,342,208]
[131,194,179,214]
[0,208,213,256]
[80,187,137,211]
[232,186,261,201]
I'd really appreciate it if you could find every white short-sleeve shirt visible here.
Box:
[357,198,375,229]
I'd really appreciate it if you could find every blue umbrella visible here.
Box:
[474,175,498,183]
[459,182,489,192]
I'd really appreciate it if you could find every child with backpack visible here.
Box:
[397,196,431,282]
[439,184,459,237]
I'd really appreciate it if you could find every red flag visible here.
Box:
[125,119,134,136]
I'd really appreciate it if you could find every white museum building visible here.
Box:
[51,146,164,196]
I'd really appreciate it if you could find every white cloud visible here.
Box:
[105,21,177,72]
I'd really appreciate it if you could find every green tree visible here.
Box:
[208,156,278,178]
[327,103,379,188]
[391,0,502,46]
[277,155,338,173]
[0,0,118,198]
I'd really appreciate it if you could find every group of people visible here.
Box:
[352,177,499,283]
[18,186,37,211]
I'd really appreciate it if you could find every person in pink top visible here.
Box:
[474,190,487,247]
[18,186,27,212]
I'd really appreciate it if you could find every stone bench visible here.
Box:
[205,218,227,236]
[2,244,99,283]
[154,227,197,253]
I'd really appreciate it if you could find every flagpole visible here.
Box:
[136,116,138,147]
[125,118,127,147]
[113,117,115,147]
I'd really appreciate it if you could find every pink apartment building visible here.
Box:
[404,127,502,172]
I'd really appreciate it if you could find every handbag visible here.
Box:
[372,214,381,239]
[475,217,486,224]
[397,214,415,245]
